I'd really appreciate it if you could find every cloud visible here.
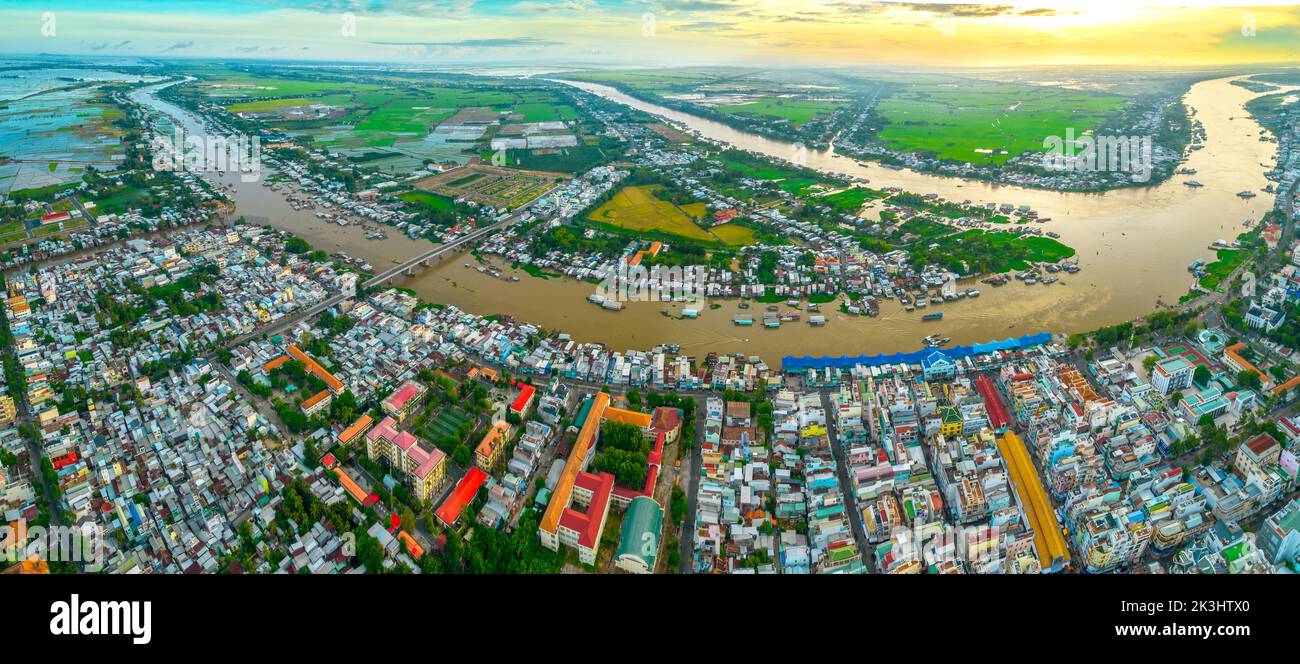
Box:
[241,0,477,17]
[162,41,195,52]
[368,37,562,47]
[86,40,131,51]
[510,0,593,12]
[674,20,737,32]
[653,0,749,13]
[822,2,1060,18]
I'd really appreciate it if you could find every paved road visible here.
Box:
[678,393,706,573]
[818,390,872,571]
[0,327,74,568]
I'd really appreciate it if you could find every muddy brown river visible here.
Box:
[131,75,1288,365]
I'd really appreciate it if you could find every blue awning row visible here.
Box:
[781,332,1054,371]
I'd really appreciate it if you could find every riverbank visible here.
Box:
[127,73,1289,364]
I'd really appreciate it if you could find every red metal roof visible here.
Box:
[435,467,488,527]
[509,383,536,414]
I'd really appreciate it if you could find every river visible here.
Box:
[128,74,1287,365]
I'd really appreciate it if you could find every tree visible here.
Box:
[1237,369,1262,391]
[354,530,385,572]
[453,444,472,468]
[670,485,687,524]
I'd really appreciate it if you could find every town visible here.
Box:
[2,18,1300,583]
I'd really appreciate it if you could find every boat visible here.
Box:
[965,288,981,297]
[923,334,951,347]
[1184,180,1203,187]
[922,312,944,321]
[1237,190,1256,198]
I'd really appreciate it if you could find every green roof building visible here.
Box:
[614,496,665,574]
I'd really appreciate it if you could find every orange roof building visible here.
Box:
[474,420,511,471]
[262,355,290,373]
[337,414,374,445]
[1272,374,1300,396]
[540,391,608,555]
[396,530,425,559]
[1224,342,1267,385]
[300,389,332,416]
[468,366,498,383]
[603,406,652,430]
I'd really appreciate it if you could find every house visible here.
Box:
[509,382,536,418]
[337,414,373,446]
[650,406,682,444]
[1257,498,1300,566]
[725,401,752,427]
[1245,302,1285,332]
[1235,433,1281,479]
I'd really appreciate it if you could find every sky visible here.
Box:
[2,1,1300,68]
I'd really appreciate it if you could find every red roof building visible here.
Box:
[381,379,427,422]
[509,382,536,416]
[556,470,615,564]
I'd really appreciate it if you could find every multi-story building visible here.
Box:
[1151,355,1194,395]
[364,416,447,502]
[1257,498,1300,567]
[474,420,511,471]
[381,379,427,422]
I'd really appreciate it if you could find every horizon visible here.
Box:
[2,1,1300,68]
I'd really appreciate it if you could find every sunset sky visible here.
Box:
[2,1,1300,68]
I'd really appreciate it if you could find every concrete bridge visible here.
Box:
[216,212,524,351]
[363,214,518,288]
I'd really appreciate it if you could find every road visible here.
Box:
[0,325,74,568]
[678,393,705,573]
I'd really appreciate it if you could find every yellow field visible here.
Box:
[711,223,757,246]
[587,185,715,242]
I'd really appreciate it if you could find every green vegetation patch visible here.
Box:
[875,80,1125,164]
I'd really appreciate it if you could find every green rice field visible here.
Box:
[875,80,1126,164]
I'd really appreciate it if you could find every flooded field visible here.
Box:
[0,68,152,194]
